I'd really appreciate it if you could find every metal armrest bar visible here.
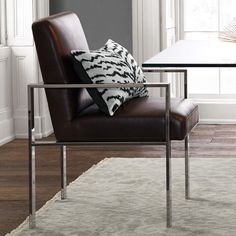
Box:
[28,81,170,142]
[28,82,170,145]
[28,82,170,89]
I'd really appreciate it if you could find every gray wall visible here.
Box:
[50,0,132,52]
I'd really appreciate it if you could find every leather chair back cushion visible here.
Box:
[32,12,93,138]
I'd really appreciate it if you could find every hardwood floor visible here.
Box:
[1,124,236,235]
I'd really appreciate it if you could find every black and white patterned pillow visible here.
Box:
[102,39,147,97]
[71,40,148,116]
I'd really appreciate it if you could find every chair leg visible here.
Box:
[185,135,190,199]
[166,140,172,228]
[60,145,67,200]
[29,145,36,229]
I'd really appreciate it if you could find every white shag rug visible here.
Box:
[6,158,236,236]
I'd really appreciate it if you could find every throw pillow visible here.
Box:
[102,39,147,97]
[71,40,148,116]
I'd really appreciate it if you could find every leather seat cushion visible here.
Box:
[55,97,199,142]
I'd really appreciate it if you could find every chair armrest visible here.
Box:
[28,82,170,145]
[27,82,170,89]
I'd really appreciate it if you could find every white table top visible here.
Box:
[142,40,236,68]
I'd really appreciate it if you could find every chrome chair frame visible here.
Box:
[28,69,190,229]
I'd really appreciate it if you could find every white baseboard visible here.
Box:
[0,135,15,146]
[42,129,54,137]
[14,113,53,139]
[0,118,15,146]
[14,115,40,139]
[197,102,236,125]
[200,119,236,124]
[41,111,53,137]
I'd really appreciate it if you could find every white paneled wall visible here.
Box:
[132,0,161,97]
[132,0,183,98]
[161,0,182,98]
[6,0,34,46]
[0,0,51,145]
[35,0,52,138]
[11,46,36,137]
[0,47,14,145]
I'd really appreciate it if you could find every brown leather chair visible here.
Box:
[29,11,199,229]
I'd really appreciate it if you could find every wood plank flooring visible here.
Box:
[1,124,236,235]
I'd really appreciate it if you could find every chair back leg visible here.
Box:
[60,145,67,199]
[185,135,190,199]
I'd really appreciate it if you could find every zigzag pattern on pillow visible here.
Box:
[71,40,148,116]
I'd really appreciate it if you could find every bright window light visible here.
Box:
[183,0,236,95]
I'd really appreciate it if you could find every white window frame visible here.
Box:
[0,0,7,46]
[179,0,236,100]
[178,0,236,124]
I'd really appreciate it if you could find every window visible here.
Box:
[182,0,236,97]
[0,0,6,46]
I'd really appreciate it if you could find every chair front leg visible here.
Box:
[166,140,172,228]
[185,135,190,199]
[29,143,36,228]
[60,145,67,199]
[28,85,36,229]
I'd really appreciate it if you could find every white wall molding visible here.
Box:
[0,0,51,143]
[132,0,143,65]
[193,100,236,124]
[0,107,12,121]
[132,0,182,98]
[132,0,161,64]
[15,115,42,139]
[0,0,7,45]
[11,46,53,138]
[200,119,236,124]
[6,0,35,46]
[36,64,53,138]
[11,46,37,137]
[36,0,49,20]
[0,46,15,145]
[132,0,161,97]
[35,0,53,138]
[0,107,14,145]
[0,119,14,145]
